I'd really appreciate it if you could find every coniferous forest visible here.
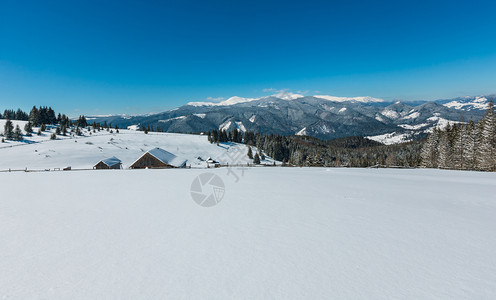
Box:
[208,129,422,168]
[421,101,495,171]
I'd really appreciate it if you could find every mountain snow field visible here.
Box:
[0,168,495,299]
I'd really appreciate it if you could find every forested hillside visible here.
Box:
[421,101,495,171]
[207,129,421,168]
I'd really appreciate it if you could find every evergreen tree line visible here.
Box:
[27,106,69,126]
[207,129,243,143]
[1,106,71,127]
[0,109,29,121]
[1,105,114,141]
[246,133,421,167]
[204,127,421,167]
[421,100,495,171]
[140,124,166,134]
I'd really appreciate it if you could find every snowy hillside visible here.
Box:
[0,168,495,298]
[0,126,274,170]
[440,95,493,111]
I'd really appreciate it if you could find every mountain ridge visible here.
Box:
[90,94,493,144]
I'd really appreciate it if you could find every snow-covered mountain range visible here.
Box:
[92,94,493,144]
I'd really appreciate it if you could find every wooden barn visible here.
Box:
[94,157,122,170]
[130,148,187,169]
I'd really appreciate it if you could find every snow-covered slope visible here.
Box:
[0,129,274,170]
[0,168,495,298]
[366,132,412,145]
[188,96,261,107]
[441,95,492,111]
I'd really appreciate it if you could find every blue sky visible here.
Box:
[1,0,496,116]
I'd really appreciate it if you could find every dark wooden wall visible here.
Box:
[130,153,174,169]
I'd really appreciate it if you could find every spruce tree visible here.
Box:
[254,153,261,164]
[437,130,450,169]
[452,124,465,169]
[421,128,440,168]
[4,119,14,140]
[24,121,33,136]
[477,100,495,171]
[13,125,22,141]
[463,120,477,170]
[29,106,40,126]
[247,147,253,159]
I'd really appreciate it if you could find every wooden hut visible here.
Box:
[206,157,220,168]
[94,157,122,170]
[130,148,187,169]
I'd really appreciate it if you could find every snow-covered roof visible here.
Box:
[145,147,187,168]
[99,156,122,167]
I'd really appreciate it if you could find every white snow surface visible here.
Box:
[367,132,411,145]
[398,123,429,130]
[402,111,420,120]
[219,120,232,131]
[235,121,247,132]
[375,114,386,122]
[0,168,495,299]
[381,109,400,119]
[444,96,490,110]
[193,113,206,119]
[188,96,260,106]
[296,127,307,136]
[426,116,463,131]
[127,125,140,131]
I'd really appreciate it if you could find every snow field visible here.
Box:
[0,168,495,299]
[0,130,274,170]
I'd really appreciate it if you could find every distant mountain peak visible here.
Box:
[314,95,384,103]
[271,91,304,100]
[188,96,259,107]
[188,93,381,106]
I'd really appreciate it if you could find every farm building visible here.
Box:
[206,157,220,168]
[94,157,122,170]
[130,148,187,169]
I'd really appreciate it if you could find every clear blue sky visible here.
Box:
[1,0,496,116]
